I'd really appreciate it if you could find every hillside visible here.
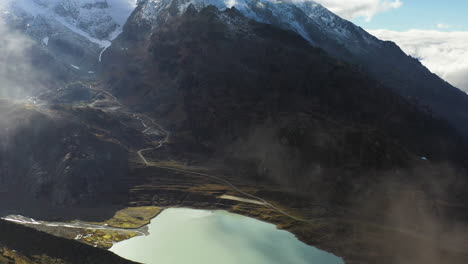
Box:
[0,1,467,263]
[104,5,467,194]
[0,99,150,220]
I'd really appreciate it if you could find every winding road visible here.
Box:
[10,81,318,228]
[83,82,318,223]
[138,156,318,222]
[93,88,318,223]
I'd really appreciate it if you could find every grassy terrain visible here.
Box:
[68,206,162,248]
[101,206,161,229]
[77,230,140,249]
[75,206,162,248]
[9,206,162,250]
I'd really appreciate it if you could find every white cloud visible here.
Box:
[436,23,451,29]
[313,0,403,21]
[369,29,468,92]
[0,9,53,99]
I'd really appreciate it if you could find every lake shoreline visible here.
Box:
[109,207,345,264]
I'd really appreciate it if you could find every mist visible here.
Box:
[0,13,49,99]
[357,165,468,264]
[226,119,468,263]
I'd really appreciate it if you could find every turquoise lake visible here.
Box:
[110,208,345,264]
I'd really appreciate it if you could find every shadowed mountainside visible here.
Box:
[98,8,468,263]
[0,218,138,264]
[1,2,467,264]
[0,100,149,220]
[103,6,468,197]
[122,0,468,139]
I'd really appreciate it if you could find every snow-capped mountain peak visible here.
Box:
[133,0,376,48]
[2,0,137,46]
[1,0,377,62]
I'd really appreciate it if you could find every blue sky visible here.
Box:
[352,0,468,31]
[314,0,468,91]
[324,0,468,92]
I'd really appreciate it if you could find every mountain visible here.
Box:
[1,1,468,263]
[103,3,468,197]
[4,0,468,138]
[0,0,137,81]
[0,98,151,219]
[99,7,468,262]
[121,0,468,138]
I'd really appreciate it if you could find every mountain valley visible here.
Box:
[0,1,468,264]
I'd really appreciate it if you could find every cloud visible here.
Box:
[369,29,468,92]
[0,21,35,98]
[0,12,50,99]
[313,0,403,21]
[436,23,451,29]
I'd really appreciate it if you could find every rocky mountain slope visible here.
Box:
[129,0,468,137]
[98,7,468,263]
[1,1,468,263]
[4,0,468,138]
[103,5,468,201]
[0,0,137,81]
[0,99,151,219]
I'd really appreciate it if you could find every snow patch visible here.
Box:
[99,45,110,62]
[7,0,138,61]
[138,0,362,46]
[42,36,49,45]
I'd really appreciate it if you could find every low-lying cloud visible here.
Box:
[0,20,39,98]
[0,3,52,99]
[314,0,403,21]
[369,29,468,92]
